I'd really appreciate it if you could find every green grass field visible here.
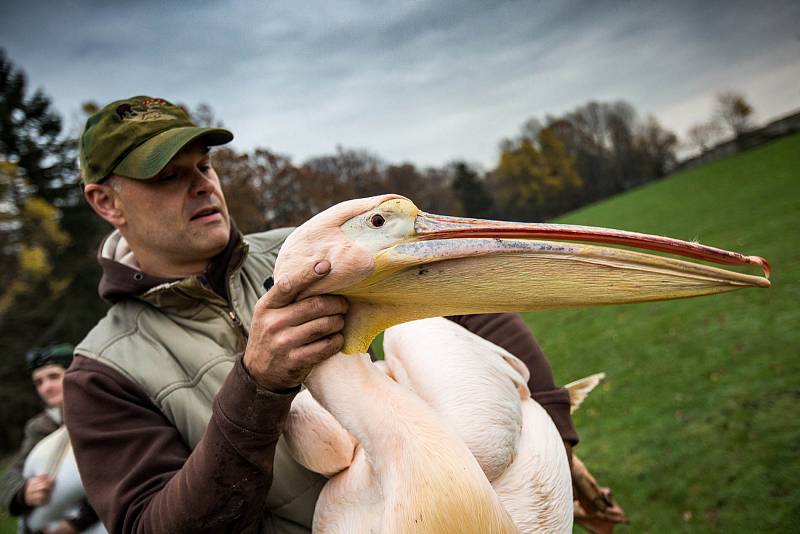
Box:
[2,134,797,533]
[525,133,799,532]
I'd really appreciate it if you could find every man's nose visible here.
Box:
[189,168,214,196]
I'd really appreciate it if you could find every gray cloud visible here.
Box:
[2,0,798,166]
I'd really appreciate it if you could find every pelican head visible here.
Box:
[274,194,770,353]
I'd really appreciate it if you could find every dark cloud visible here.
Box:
[1,0,798,165]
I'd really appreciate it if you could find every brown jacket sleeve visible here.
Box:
[63,355,297,533]
[446,313,579,445]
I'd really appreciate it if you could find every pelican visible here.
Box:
[272,194,769,533]
[22,426,107,534]
[285,319,608,533]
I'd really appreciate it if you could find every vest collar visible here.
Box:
[97,225,247,310]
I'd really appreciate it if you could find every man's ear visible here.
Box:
[84,183,125,227]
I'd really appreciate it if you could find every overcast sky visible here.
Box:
[2,0,799,168]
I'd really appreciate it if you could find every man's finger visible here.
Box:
[286,296,349,326]
[292,333,345,365]
[287,314,346,346]
[264,260,332,309]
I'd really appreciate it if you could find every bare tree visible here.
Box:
[304,147,385,198]
[714,91,754,138]
[190,102,225,128]
[687,120,723,153]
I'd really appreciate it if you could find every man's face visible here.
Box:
[32,365,65,407]
[109,141,232,276]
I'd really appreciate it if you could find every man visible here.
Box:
[1,344,99,534]
[65,96,600,533]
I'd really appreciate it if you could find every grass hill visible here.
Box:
[2,134,797,533]
[526,133,799,532]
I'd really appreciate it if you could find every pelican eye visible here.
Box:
[369,214,386,228]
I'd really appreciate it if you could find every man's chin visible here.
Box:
[195,224,231,254]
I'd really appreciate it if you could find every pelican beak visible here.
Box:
[337,212,770,353]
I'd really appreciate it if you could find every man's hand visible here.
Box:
[572,454,629,534]
[23,474,54,506]
[43,520,79,534]
[244,260,349,392]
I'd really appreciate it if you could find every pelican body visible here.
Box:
[305,350,518,533]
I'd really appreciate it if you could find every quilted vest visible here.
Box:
[75,228,326,533]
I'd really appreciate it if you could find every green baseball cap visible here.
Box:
[79,95,233,184]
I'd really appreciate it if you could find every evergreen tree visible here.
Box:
[451,161,495,219]
[0,49,108,451]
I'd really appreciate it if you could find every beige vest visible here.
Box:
[76,229,326,533]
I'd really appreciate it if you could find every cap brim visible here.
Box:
[112,126,233,180]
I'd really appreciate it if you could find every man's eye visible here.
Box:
[157,173,178,182]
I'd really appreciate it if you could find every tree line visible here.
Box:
[1,48,736,451]
[212,100,679,232]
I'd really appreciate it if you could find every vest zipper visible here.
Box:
[224,239,250,351]
[227,309,247,351]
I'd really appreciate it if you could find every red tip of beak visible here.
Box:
[752,256,771,280]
